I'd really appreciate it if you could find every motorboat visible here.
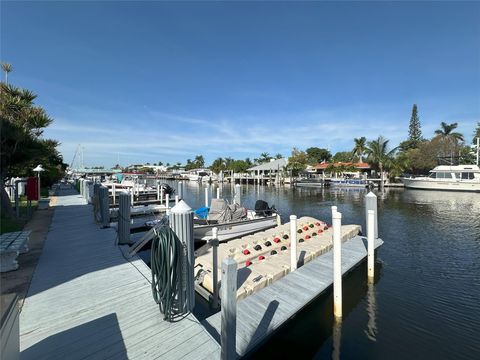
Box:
[328,179,368,188]
[401,165,480,192]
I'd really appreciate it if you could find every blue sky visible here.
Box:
[2,1,479,167]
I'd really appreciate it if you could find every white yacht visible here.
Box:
[183,169,216,182]
[401,165,480,192]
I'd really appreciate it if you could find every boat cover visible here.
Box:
[207,198,247,222]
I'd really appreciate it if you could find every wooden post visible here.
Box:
[365,192,378,238]
[210,227,219,309]
[170,200,195,312]
[290,215,298,271]
[333,211,342,319]
[99,186,110,228]
[118,192,131,245]
[234,184,241,206]
[367,209,375,282]
[205,187,209,207]
[221,257,237,360]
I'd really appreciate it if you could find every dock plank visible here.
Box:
[20,190,220,360]
[204,235,383,357]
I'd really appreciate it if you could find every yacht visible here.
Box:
[401,165,480,192]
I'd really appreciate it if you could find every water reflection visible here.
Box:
[365,282,377,342]
[332,320,342,360]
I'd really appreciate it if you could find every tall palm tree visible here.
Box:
[351,137,367,162]
[1,62,12,84]
[434,122,464,142]
[365,136,397,191]
[259,152,271,163]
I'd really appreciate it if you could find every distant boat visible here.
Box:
[401,165,480,192]
[328,179,368,188]
[183,169,216,182]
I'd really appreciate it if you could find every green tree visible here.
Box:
[434,122,464,158]
[351,137,366,162]
[210,157,226,174]
[258,152,271,164]
[365,136,397,191]
[408,104,422,143]
[287,148,308,176]
[332,151,353,163]
[194,155,205,168]
[1,62,12,84]
[274,153,283,159]
[472,122,480,144]
[305,147,331,164]
[1,82,64,216]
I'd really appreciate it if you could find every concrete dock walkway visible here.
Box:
[19,188,220,359]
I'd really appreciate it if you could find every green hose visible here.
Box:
[150,225,187,322]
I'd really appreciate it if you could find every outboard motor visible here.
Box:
[254,200,275,217]
[161,183,175,195]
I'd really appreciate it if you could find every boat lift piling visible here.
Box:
[365,192,378,239]
[333,210,343,320]
[290,215,298,272]
[367,210,375,282]
[221,257,237,360]
[234,184,241,205]
[118,192,131,245]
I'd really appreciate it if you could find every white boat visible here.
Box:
[329,179,368,188]
[401,165,480,192]
[183,169,212,182]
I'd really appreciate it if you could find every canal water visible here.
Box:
[156,181,480,359]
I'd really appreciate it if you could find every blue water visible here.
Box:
[156,181,480,359]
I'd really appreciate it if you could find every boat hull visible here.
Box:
[401,178,480,192]
[194,216,278,242]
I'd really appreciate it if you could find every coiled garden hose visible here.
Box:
[150,225,188,322]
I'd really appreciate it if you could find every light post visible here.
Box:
[33,164,44,199]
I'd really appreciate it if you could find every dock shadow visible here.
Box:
[245,300,279,352]
[298,250,306,267]
[21,313,127,359]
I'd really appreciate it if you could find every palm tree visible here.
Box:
[352,137,367,162]
[1,62,12,84]
[365,136,397,191]
[434,122,464,159]
[275,153,283,159]
[259,152,271,163]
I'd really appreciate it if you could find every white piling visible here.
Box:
[118,192,131,245]
[166,193,170,209]
[234,184,241,205]
[205,187,209,207]
[210,227,219,309]
[160,186,164,205]
[156,181,160,201]
[367,209,375,282]
[333,211,342,320]
[178,181,184,199]
[175,195,179,205]
[170,200,195,312]
[331,205,337,218]
[290,215,298,271]
[112,183,116,205]
[130,187,134,205]
[221,257,237,360]
[216,187,220,199]
[365,192,378,238]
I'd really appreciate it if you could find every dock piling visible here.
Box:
[365,192,378,238]
[99,186,110,228]
[175,195,179,205]
[112,183,116,205]
[166,193,170,209]
[367,209,375,282]
[333,211,343,320]
[156,181,160,201]
[178,181,184,199]
[210,227,219,309]
[205,187,209,207]
[290,215,298,271]
[170,200,195,312]
[221,257,237,360]
[118,192,131,245]
[217,187,220,199]
[234,184,241,205]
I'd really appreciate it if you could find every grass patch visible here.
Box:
[1,197,38,234]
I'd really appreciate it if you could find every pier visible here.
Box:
[19,188,220,359]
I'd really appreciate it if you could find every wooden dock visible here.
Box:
[19,189,220,359]
[203,235,383,357]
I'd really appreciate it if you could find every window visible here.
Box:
[454,173,462,179]
[444,173,452,179]
[428,173,435,178]
[436,172,444,179]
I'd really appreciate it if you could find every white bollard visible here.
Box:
[175,195,179,205]
[156,181,160,201]
[367,209,375,282]
[210,227,219,309]
[166,193,170,209]
[333,211,342,319]
[365,192,378,238]
[205,187,209,207]
[160,186,164,205]
[221,257,237,360]
[216,187,220,199]
[112,183,116,205]
[331,205,337,217]
[290,215,298,271]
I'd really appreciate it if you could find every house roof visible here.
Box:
[248,158,288,171]
[313,162,371,170]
